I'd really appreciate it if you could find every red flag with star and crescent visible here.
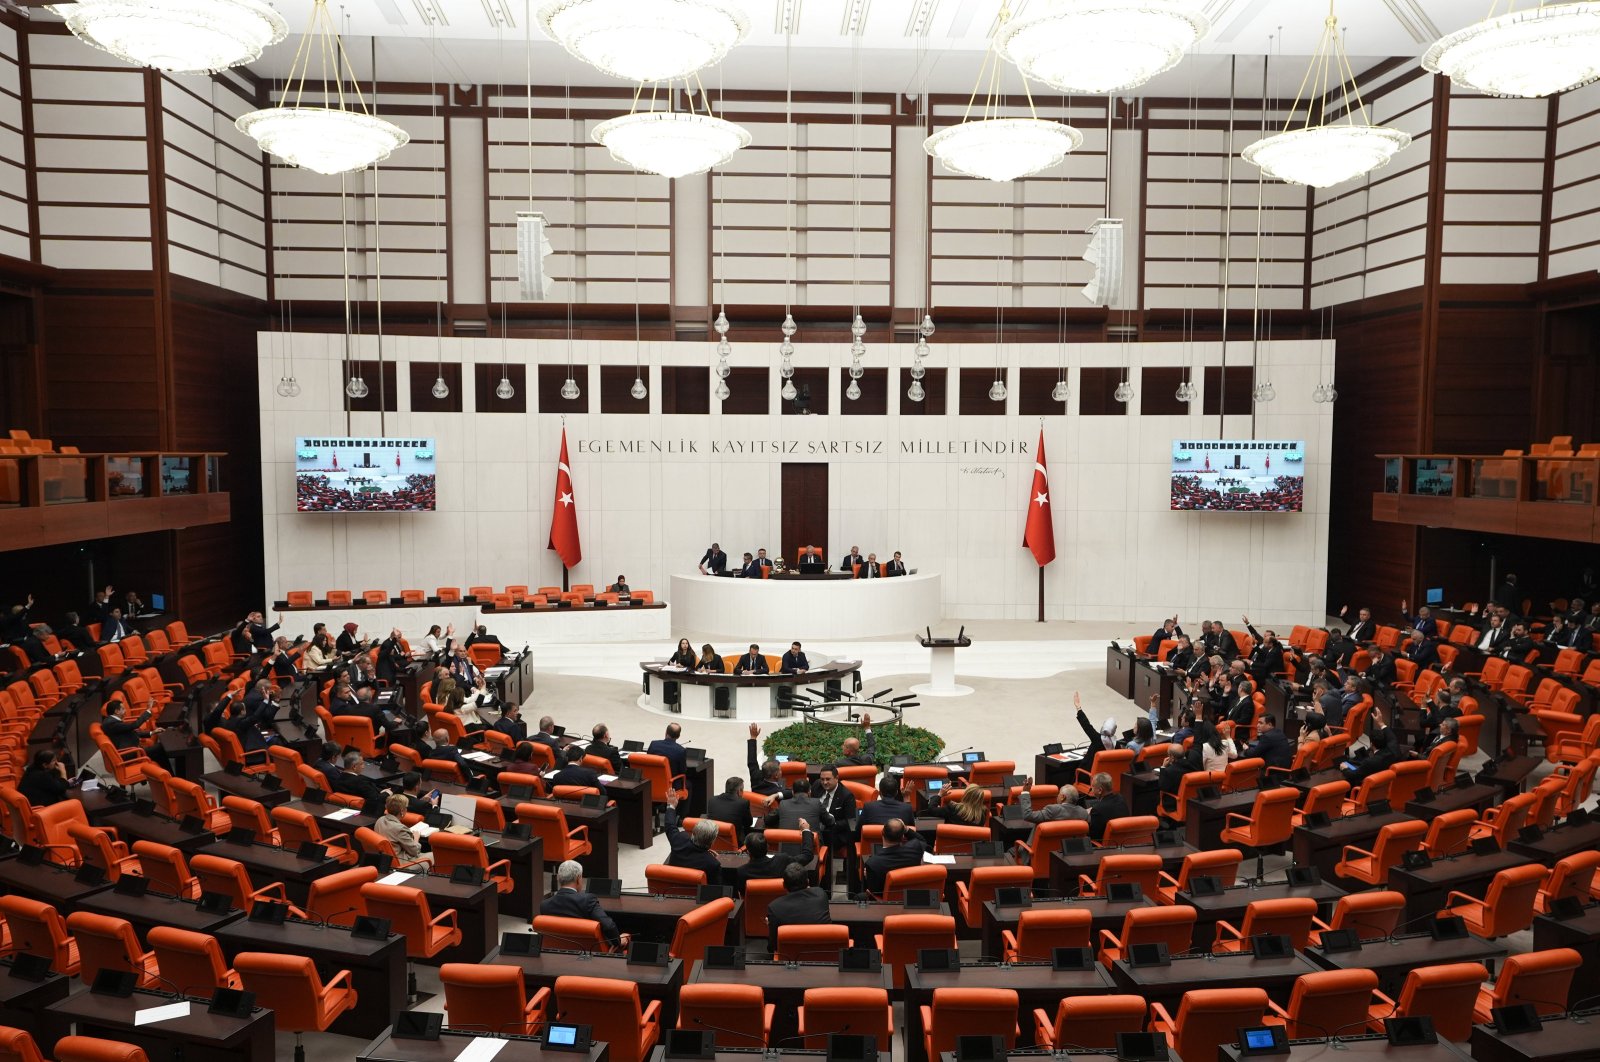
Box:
[1023,429,1056,567]
[548,428,582,569]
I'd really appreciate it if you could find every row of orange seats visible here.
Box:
[283,586,657,609]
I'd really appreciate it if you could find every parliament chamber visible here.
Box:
[5,1,1600,1061]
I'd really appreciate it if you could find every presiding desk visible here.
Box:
[361,1029,608,1062]
[41,987,275,1062]
[692,961,893,1047]
[668,571,942,641]
[1109,950,1324,1009]
[905,962,1117,1062]
[215,917,406,1038]
[1471,1011,1600,1062]
[1221,1037,1473,1061]
[639,657,862,721]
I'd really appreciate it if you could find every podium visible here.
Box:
[912,628,973,697]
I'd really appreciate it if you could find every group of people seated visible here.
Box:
[663,638,814,675]
[698,542,908,578]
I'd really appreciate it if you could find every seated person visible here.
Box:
[663,789,722,882]
[376,794,433,868]
[736,644,769,675]
[667,638,697,669]
[797,547,826,574]
[540,859,628,950]
[707,777,754,844]
[18,749,72,807]
[941,784,991,828]
[858,775,912,826]
[551,744,601,789]
[861,818,927,897]
[694,643,725,672]
[884,551,907,577]
[780,641,809,674]
[839,547,864,572]
[609,575,630,600]
[765,863,830,950]
[736,552,756,577]
[861,552,882,578]
[1017,780,1090,823]
[736,824,816,893]
[1086,772,1130,842]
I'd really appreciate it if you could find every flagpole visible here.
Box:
[1037,417,1044,623]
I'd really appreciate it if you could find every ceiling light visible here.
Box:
[925,6,1082,181]
[431,375,450,399]
[537,0,748,82]
[495,375,516,400]
[594,92,750,179]
[48,0,286,74]
[1241,3,1411,188]
[235,0,409,175]
[996,0,1209,94]
[1422,2,1600,98]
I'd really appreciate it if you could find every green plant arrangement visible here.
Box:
[761,720,944,769]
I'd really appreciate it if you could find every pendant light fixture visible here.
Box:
[845,28,866,401]
[427,24,448,401]
[996,0,1210,95]
[537,0,748,83]
[49,0,287,75]
[1423,1,1600,99]
[594,77,750,179]
[630,168,647,401]
[1250,48,1274,405]
[777,17,796,404]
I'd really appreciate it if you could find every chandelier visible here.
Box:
[925,5,1082,181]
[537,0,748,82]
[47,0,286,74]
[1241,2,1410,188]
[996,0,1209,95]
[235,0,409,175]
[1423,2,1600,98]
[595,79,749,178]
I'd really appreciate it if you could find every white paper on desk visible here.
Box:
[324,808,360,821]
[377,871,417,886]
[134,1001,191,1026]
[485,667,510,678]
[945,765,962,773]
[464,750,494,762]
[455,1037,507,1062]
[598,774,618,784]
[921,853,957,865]
[410,822,438,838]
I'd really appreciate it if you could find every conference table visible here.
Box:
[360,1029,609,1062]
[692,960,894,1047]
[215,917,406,1038]
[667,571,943,641]
[1471,1012,1600,1062]
[638,657,863,721]
[41,987,275,1062]
[904,962,1117,1062]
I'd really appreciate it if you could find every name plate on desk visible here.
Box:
[454,1037,508,1062]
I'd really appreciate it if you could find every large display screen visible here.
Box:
[295,437,436,512]
[1171,440,1304,512]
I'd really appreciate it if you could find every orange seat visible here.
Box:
[670,897,736,978]
[0,895,79,975]
[1160,770,1224,824]
[1075,749,1136,795]
[430,832,513,895]
[1219,786,1298,849]
[554,976,660,1062]
[1033,995,1147,1051]
[148,926,242,996]
[1538,850,1600,914]
[516,802,592,861]
[934,823,993,854]
[676,984,774,1049]
[1335,820,1428,886]
[272,806,357,865]
[1366,962,1488,1041]
[875,913,958,988]
[920,988,1020,1061]
[532,915,613,953]
[1157,849,1242,904]
[1214,897,1318,953]
[1310,891,1404,944]
[955,865,1035,930]
[1098,905,1195,968]
[1441,863,1547,939]
[1149,988,1270,1062]
[798,987,893,1049]
[63,912,158,988]
[1423,808,1477,858]
[286,591,314,607]
[1471,947,1582,1023]
[646,863,707,897]
[441,962,550,1035]
[133,840,199,899]
[1265,969,1379,1040]
[1078,853,1162,898]
[361,882,462,957]
[325,591,353,607]
[305,866,379,927]
[235,952,358,1060]
[1014,819,1088,881]
[400,590,425,604]
[53,1039,150,1062]
[0,1027,46,1062]
[191,853,302,916]
[1342,770,1395,816]
[1096,814,1159,848]
[881,863,947,902]
[1000,907,1092,963]
[775,924,852,964]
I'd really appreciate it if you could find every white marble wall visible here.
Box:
[259,333,1334,625]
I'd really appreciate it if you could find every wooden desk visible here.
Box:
[215,917,405,1038]
[1109,951,1324,1010]
[41,987,274,1062]
[76,787,135,825]
[1132,660,1175,715]
[1388,849,1534,919]
[692,961,892,1047]
[1404,783,1499,820]
[1292,811,1414,881]
[1220,1037,1473,1061]
[1478,754,1539,802]
[681,758,714,818]
[204,836,345,905]
[602,775,654,850]
[480,831,544,920]
[1119,769,1161,817]
[497,950,685,1028]
[0,961,70,1034]
[201,769,291,807]
[978,897,1156,962]
[431,785,621,880]
[905,963,1117,1062]
[1048,841,1196,898]
[77,891,244,945]
[97,808,219,854]
[376,870,499,963]
[1508,818,1600,866]
[1105,646,1135,699]
[1470,1012,1600,1062]
[1531,903,1600,1008]
[605,892,743,948]
[830,900,955,952]
[1187,790,1264,851]
[0,855,111,909]
[1304,932,1509,997]
[1179,879,1348,950]
[360,1029,608,1062]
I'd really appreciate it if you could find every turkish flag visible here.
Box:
[547,428,582,569]
[1023,429,1056,567]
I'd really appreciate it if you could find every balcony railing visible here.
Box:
[0,452,229,550]
[1375,453,1600,544]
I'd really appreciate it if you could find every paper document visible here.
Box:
[921,853,957,865]
[598,774,618,784]
[464,750,494,762]
[324,808,360,820]
[377,871,417,886]
[410,823,438,838]
[455,1037,508,1062]
[134,1001,191,1026]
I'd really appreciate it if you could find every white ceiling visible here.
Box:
[40,0,1480,94]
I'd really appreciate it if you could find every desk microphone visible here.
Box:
[690,1016,773,1055]
[1384,910,1450,945]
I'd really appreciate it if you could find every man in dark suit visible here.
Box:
[838,718,876,767]
[540,860,628,948]
[100,607,132,643]
[735,825,815,893]
[102,698,154,752]
[766,780,826,831]
[333,750,387,805]
[1401,630,1440,671]
[241,679,279,730]
[797,547,826,573]
[815,764,858,881]
[377,629,407,685]
[1226,681,1257,728]
[698,543,728,575]
[463,625,507,651]
[1240,714,1293,771]
[1242,619,1285,683]
[1167,636,1197,671]
[1420,716,1459,756]
[1086,773,1130,842]
[707,777,754,844]
[1364,647,1397,687]
[421,727,486,782]
[492,703,528,743]
[1341,606,1377,644]
[1207,620,1241,661]
[862,818,928,897]
[56,611,92,652]
[1499,622,1536,661]
[743,549,774,578]
[663,790,723,882]
[1474,615,1508,653]
[780,642,809,674]
[647,722,688,778]
[269,639,301,683]
[309,741,342,792]
[746,724,785,797]
[245,611,279,651]
[765,864,830,949]
[737,644,769,675]
[88,585,115,623]
[861,553,883,578]
[551,744,601,789]
[1545,615,1583,650]
[858,776,912,827]
[1148,617,1183,651]
[586,724,623,773]
[1400,600,1439,638]
[839,547,864,572]
[345,686,405,741]
[884,552,907,577]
